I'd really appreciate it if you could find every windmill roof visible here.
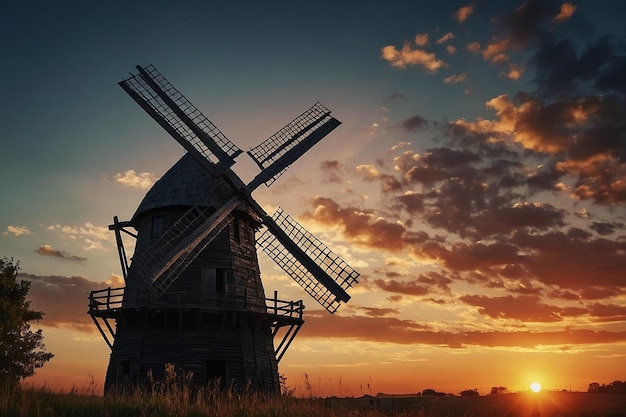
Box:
[132,153,234,222]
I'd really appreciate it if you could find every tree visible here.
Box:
[490,386,508,395]
[0,258,53,387]
[460,388,480,397]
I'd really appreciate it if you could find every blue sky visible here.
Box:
[2,0,626,395]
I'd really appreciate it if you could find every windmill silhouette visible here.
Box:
[88,65,359,393]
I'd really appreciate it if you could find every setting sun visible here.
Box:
[530,382,542,393]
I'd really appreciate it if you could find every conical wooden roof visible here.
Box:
[132,153,234,222]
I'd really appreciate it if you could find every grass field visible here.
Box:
[2,386,625,417]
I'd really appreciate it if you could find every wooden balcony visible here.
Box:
[88,286,304,321]
[88,286,304,358]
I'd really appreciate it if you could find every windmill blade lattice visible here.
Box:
[129,197,240,298]
[257,208,359,313]
[120,65,242,174]
[118,64,358,311]
[247,102,341,188]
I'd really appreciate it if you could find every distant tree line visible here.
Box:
[588,381,626,394]
[459,388,479,397]
[490,386,508,395]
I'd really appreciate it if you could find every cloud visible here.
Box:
[277,1,626,362]
[3,225,32,236]
[589,221,624,236]
[436,32,454,44]
[357,306,399,317]
[19,272,124,332]
[269,176,308,195]
[114,169,158,189]
[355,165,380,181]
[502,63,523,80]
[414,33,429,47]
[588,303,626,322]
[466,42,481,54]
[381,43,446,72]
[460,294,577,322]
[375,278,430,296]
[499,0,561,48]
[453,5,473,24]
[320,160,344,184]
[47,223,113,251]
[481,39,511,63]
[449,81,626,204]
[34,244,86,262]
[374,270,452,296]
[443,73,467,84]
[552,3,577,23]
[510,229,626,294]
[390,141,411,151]
[402,115,428,132]
[302,197,429,253]
[470,1,566,65]
[299,310,626,348]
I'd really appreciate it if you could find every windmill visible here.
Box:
[88,65,359,394]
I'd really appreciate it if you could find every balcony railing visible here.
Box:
[88,287,304,320]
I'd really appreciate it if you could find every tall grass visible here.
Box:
[3,368,625,417]
[1,366,387,417]
[1,386,388,417]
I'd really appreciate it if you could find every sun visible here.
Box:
[530,382,542,393]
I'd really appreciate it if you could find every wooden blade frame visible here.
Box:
[257,208,359,314]
[247,102,341,189]
[119,65,242,175]
[119,65,358,309]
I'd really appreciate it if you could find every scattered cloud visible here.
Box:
[355,165,380,181]
[460,294,577,322]
[302,196,431,253]
[443,73,467,84]
[466,42,481,54]
[402,115,428,132]
[3,225,32,236]
[47,223,112,251]
[436,32,454,44]
[114,169,158,189]
[357,306,400,317]
[19,272,124,332]
[381,43,446,72]
[414,33,429,47]
[320,160,344,184]
[552,3,577,24]
[453,5,473,24]
[299,310,626,348]
[34,244,86,262]
[502,63,523,80]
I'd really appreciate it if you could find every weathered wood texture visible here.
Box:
[104,203,280,393]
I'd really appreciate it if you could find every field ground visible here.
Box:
[2,388,625,416]
[336,392,626,416]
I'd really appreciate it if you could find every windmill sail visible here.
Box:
[129,197,240,299]
[247,102,341,189]
[119,65,242,174]
[257,208,359,314]
[119,65,358,308]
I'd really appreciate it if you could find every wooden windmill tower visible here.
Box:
[88,65,359,394]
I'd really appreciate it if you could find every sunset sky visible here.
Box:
[2,0,625,396]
